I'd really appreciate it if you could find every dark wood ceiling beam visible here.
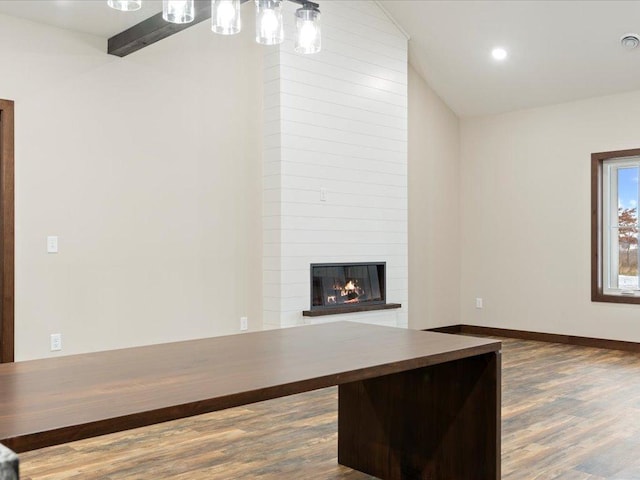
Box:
[108,0,318,57]
[108,0,229,57]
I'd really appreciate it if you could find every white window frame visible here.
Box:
[602,156,640,296]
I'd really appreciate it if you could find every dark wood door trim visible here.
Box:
[0,99,14,363]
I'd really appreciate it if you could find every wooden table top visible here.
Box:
[0,321,500,452]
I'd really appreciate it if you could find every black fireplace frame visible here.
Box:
[303,262,401,317]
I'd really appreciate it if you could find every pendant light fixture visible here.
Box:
[294,3,321,54]
[212,0,242,35]
[107,0,141,11]
[163,0,195,24]
[108,0,321,54]
[255,0,284,46]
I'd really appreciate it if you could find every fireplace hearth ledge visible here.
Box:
[302,303,402,317]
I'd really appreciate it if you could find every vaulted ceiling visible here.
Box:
[379,0,640,117]
[1,1,639,117]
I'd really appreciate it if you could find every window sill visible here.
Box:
[592,291,640,304]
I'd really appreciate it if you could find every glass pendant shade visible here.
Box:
[163,0,195,24]
[295,5,321,54]
[255,0,284,46]
[107,0,142,11]
[212,0,241,35]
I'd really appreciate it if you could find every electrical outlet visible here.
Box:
[475,298,483,309]
[50,333,62,351]
[240,317,248,331]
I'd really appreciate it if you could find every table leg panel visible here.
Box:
[338,352,500,480]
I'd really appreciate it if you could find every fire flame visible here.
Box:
[327,279,364,305]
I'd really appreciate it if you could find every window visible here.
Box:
[592,148,640,303]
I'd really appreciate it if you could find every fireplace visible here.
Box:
[303,263,401,317]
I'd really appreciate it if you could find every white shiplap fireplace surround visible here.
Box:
[263,1,408,329]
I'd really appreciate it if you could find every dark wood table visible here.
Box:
[0,321,501,479]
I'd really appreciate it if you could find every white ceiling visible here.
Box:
[1,1,640,117]
[0,0,163,38]
[379,0,640,117]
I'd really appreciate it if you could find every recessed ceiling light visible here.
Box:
[491,47,508,61]
[621,33,640,50]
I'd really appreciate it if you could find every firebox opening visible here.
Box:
[311,262,386,310]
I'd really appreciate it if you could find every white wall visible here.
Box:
[461,89,640,342]
[407,65,460,330]
[0,13,263,360]
[262,1,408,328]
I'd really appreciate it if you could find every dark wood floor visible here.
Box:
[18,336,640,479]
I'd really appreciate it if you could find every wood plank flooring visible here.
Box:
[18,336,640,479]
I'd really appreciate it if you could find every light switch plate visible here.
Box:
[47,236,58,253]
[50,333,62,351]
